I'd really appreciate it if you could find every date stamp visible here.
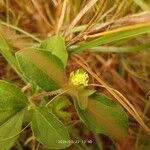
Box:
[58,139,93,144]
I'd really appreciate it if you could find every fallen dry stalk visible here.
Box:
[67,12,150,46]
[65,0,98,37]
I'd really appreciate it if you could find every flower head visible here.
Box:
[69,69,89,87]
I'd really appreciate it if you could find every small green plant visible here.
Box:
[0,35,128,150]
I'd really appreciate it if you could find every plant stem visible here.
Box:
[93,133,103,150]
[0,21,41,42]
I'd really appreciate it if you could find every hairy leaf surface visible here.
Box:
[40,35,68,67]
[31,107,71,149]
[76,92,128,139]
[0,80,28,149]
[16,49,66,91]
[0,111,25,150]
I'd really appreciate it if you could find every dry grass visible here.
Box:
[0,0,150,149]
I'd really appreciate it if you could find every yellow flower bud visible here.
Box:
[69,69,89,87]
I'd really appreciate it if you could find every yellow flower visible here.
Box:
[69,69,89,87]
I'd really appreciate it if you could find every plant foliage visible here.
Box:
[0,35,128,149]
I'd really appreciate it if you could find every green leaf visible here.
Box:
[31,107,71,149]
[16,49,66,91]
[70,23,150,53]
[0,34,23,78]
[75,92,128,139]
[0,80,28,150]
[48,96,71,121]
[77,89,96,110]
[0,110,25,150]
[80,43,150,53]
[0,80,28,125]
[40,35,68,67]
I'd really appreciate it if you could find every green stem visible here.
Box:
[0,21,41,42]
[93,133,103,150]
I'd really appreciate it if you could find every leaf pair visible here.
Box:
[0,35,71,149]
[0,80,71,150]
